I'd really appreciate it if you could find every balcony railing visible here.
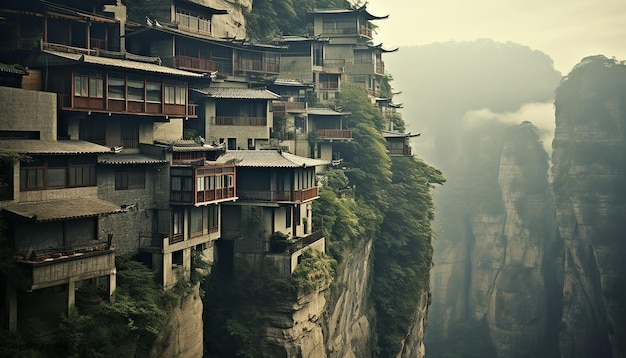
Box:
[387,145,412,156]
[237,186,318,203]
[272,101,306,117]
[289,229,324,254]
[317,129,353,140]
[375,62,385,74]
[59,94,197,118]
[210,116,267,126]
[236,58,280,74]
[175,55,217,72]
[170,187,236,205]
[359,25,373,39]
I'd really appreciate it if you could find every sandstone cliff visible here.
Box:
[428,122,559,357]
[552,55,626,358]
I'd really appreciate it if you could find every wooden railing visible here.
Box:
[359,25,373,38]
[237,186,318,202]
[317,129,352,140]
[211,116,267,126]
[175,55,217,72]
[236,58,280,74]
[289,229,324,254]
[59,95,197,118]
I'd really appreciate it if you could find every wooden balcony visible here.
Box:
[359,25,373,39]
[210,116,267,126]
[317,129,353,140]
[16,243,115,291]
[170,187,236,205]
[59,94,197,118]
[288,229,324,254]
[237,186,318,203]
[272,101,306,117]
[175,55,217,73]
[236,58,280,75]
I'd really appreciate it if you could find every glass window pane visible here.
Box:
[48,167,67,187]
[108,77,125,99]
[146,83,161,102]
[128,80,144,101]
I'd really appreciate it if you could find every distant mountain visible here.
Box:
[384,39,562,169]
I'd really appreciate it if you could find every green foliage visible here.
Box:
[372,156,444,356]
[245,0,351,39]
[291,249,336,294]
[269,231,290,253]
[55,256,173,357]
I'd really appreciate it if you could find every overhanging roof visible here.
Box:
[382,130,421,139]
[192,87,280,99]
[0,140,111,155]
[215,150,329,168]
[98,153,168,164]
[307,107,346,116]
[42,50,204,77]
[310,5,389,20]
[2,198,123,222]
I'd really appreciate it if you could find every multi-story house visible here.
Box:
[0,84,122,332]
[382,130,421,157]
[135,140,237,288]
[308,5,391,102]
[216,150,327,275]
[190,87,280,150]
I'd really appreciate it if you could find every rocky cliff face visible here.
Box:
[552,55,626,358]
[151,285,205,358]
[428,122,559,357]
[254,237,430,357]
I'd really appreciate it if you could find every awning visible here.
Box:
[2,198,124,222]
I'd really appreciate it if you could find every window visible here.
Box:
[190,207,203,236]
[354,50,373,64]
[173,210,183,237]
[165,84,186,105]
[127,76,145,101]
[208,205,218,232]
[115,167,145,190]
[108,74,125,99]
[74,72,103,98]
[146,82,161,102]
[20,156,96,191]
[286,207,292,228]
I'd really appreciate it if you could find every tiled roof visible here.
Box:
[382,130,421,138]
[192,87,280,100]
[215,150,329,168]
[307,107,344,116]
[2,197,123,222]
[98,153,168,164]
[0,63,28,75]
[0,140,112,155]
[43,50,204,77]
[310,5,388,20]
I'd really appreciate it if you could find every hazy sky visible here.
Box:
[366,0,626,74]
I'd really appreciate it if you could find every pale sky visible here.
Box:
[365,0,626,74]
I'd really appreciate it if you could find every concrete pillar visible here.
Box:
[109,269,116,303]
[7,285,17,332]
[67,281,75,311]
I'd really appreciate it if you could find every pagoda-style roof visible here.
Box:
[215,150,328,168]
[309,5,389,20]
[382,130,421,139]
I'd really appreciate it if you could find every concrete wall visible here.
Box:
[0,86,57,140]
[154,118,184,142]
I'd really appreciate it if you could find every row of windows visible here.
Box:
[20,158,97,191]
[74,72,187,105]
[173,205,219,237]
